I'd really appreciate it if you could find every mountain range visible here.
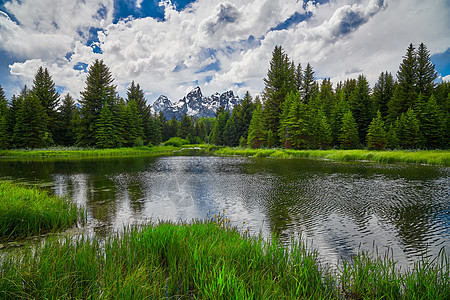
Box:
[151,86,241,120]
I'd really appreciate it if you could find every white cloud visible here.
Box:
[443,75,450,82]
[2,0,449,103]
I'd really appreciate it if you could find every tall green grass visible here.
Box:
[0,181,84,239]
[216,148,450,166]
[1,220,448,299]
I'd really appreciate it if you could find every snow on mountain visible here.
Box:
[152,86,241,120]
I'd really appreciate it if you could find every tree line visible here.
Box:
[245,43,449,150]
[0,42,448,150]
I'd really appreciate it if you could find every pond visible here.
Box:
[1,155,449,268]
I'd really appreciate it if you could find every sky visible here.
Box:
[0,0,449,104]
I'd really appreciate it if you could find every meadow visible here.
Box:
[0,218,448,299]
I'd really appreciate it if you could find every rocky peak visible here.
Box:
[152,86,241,120]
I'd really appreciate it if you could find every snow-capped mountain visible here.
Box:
[152,86,241,120]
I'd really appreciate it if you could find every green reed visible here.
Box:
[0,181,84,239]
[1,219,448,299]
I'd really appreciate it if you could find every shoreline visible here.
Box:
[1,145,449,166]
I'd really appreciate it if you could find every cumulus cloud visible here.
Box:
[2,0,449,103]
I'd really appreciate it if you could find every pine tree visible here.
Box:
[127,81,151,141]
[397,108,421,149]
[416,43,437,98]
[247,103,265,149]
[339,110,359,149]
[301,63,318,104]
[210,110,229,145]
[223,117,237,146]
[232,91,255,142]
[262,46,296,142]
[373,71,395,119]
[0,84,7,116]
[317,78,334,117]
[367,111,388,150]
[285,94,310,149]
[330,91,349,146]
[167,117,180,139]
[13,92,49,148]
[311,109,332,149]
[0,85,7,149]
[388,44,417,122]
[124,99,144,146]
[31,67,60,143]
[0,114,8,149]
[95,102,117,148]
[278,91,297,148]
[78,60,117,146]
[149,113,163,145]
[195,119,207,142]
[295,63,302,92]
[421,95,444,148]
[178,114,193,139]
[349,74,374,143]
[57,93,77,146]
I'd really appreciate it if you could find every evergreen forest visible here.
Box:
[0,43,448,150]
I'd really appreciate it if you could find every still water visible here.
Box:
[1,155,449,268]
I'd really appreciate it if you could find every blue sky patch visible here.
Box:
[431,48,450,78]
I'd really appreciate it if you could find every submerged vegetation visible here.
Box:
[0,181,84,239]
[1,220,448,299]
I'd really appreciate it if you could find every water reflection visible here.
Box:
[0,156,448,267]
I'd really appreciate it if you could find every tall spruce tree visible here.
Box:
[366,111,388,150]
[262,45,296,143]
[421,95,444,148]
[416,43,437,98]
[95,102,117,148]
[124,99,144,146]
[78,60,117,146]
[388,44,417,122]
[373,71,395,119]
[397,108,421,149]
[330,91,350,146]
[31,67,60,142]
[232,91,255,142]
[349,74,374,143]
[178,114,193,139]
[310,109,332,149]
[295,63,302,92]
[0,85,7,148]
[57,94,77,146]
[0,84,7,116]
[285,93,310,149]
[13,92,49,148]
[339,110,359,149]
[301,63,317,104]
[247,103,265,149]
[127,81,151,141]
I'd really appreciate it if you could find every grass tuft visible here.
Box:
[0,181,85,239]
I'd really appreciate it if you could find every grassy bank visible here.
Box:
[1,220,448,299]
[1,145,449,166]
[215,148,450,166]
[0,146,179,159]
[0,181,84,239]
